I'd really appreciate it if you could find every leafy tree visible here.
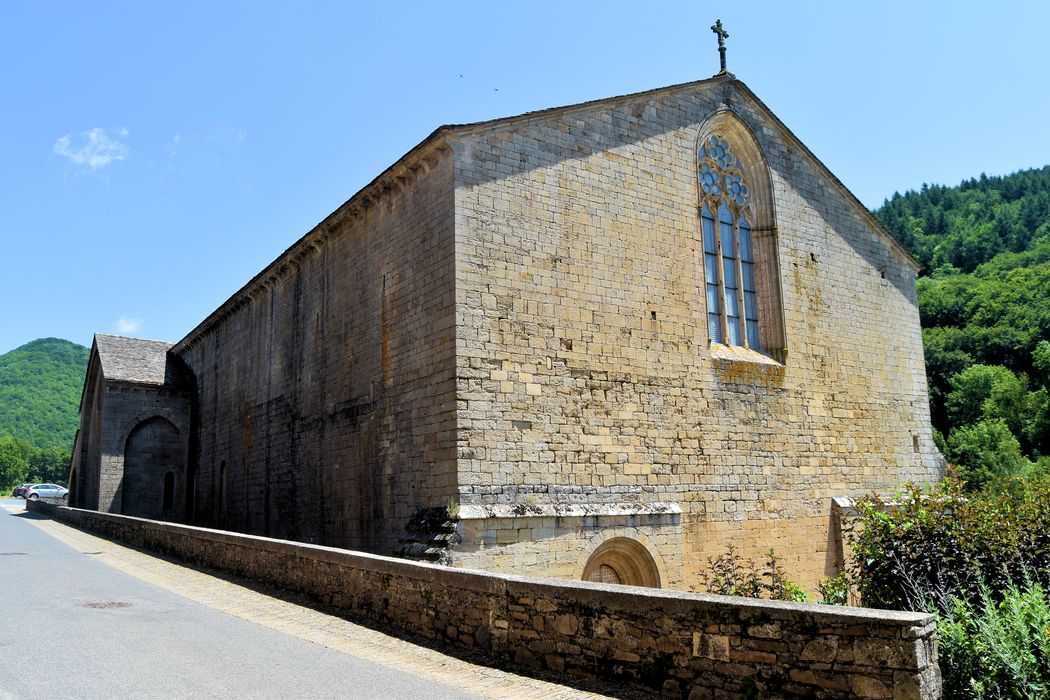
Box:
[945,365,1022,428]
[0,435,30,490]
[1033,340,1050,389]
[877,166,1050,273]
[945,419,1031,490]
[877,168,1050,473]
[1024,388,1050,458]
[27,445,70,484]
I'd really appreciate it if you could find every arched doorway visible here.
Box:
[121,416,182,519]
[582,537,662,588]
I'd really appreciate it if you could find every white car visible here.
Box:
[24,484,68,500]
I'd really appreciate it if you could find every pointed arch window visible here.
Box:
[699,135,761,350]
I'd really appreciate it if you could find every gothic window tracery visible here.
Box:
[698,135,760,350]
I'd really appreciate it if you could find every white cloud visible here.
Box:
[53,128,129,170]
[165,133,182,171]
[114,316,143,334]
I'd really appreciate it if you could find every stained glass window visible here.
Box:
[698,135,760,351]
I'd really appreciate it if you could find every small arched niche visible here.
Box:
[582,537,661,588]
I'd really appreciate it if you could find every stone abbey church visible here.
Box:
[69,73,943,590]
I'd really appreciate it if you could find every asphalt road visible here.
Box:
[0,498,481,700]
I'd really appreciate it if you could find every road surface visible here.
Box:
[0,498,606,700]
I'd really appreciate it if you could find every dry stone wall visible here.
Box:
[30,502,939,699]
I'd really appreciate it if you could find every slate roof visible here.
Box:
[93,333,173,385]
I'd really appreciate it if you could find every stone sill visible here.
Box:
[709,343,783,367]
[459,502,682,521]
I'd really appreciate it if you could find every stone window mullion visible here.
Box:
[732,218,749,349]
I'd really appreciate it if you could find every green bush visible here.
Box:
[817,572,851,606]
[848,475,1050,611]
[703,546,807,602]
[938,580,1050,699]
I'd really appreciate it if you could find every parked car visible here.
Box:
[12,483,34,498]
[24,484,67,500]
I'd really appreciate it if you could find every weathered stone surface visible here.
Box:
[552,613,579,636]
[855,637,921,670]
[697,633,731,661]
[800,637,839,662]
[852,674,894,698]
[747,623,782,639]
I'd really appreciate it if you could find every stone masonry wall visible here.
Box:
[97,383,191,515]
[457,503,687,587]
[73,364,104,510]
[30,501,940,699]
[450,77,943,589]
[173,145,458,553]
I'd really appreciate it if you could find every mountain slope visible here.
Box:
[0,338,89,450]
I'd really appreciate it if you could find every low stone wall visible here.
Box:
[29,502,939,699]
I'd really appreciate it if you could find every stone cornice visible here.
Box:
[458,502,682,521]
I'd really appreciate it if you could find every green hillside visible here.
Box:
[0,338,88,488]
[0,337,88,449]
[875,166,1050,488]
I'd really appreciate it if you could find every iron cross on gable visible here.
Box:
[711,19,729,74]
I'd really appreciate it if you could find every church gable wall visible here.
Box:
[450,79,942,589]
[175,147,458,552]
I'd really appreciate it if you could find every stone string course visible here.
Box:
[31,502,940,699]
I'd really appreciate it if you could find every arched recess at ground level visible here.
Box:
[121,416,183,519]
[581,536,663,588]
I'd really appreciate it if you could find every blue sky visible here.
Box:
[1,1,1047,355]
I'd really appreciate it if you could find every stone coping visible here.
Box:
[502,574,934,631]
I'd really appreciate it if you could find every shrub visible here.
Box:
[704,545,761,598]
[817,572,851,606]
[703,546,807,602]
[938,580,1050,699]
[849,474,1050,611]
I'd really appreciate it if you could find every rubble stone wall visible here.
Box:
[32,502,939,699]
